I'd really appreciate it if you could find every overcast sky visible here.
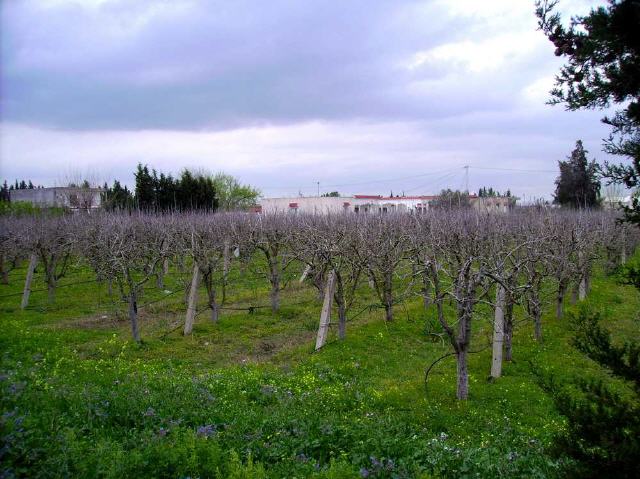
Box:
[0,0,618,200]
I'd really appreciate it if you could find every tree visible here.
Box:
[0,181,9,202]
[296,214,363,344]
[0,216,24,284]
[536,0,640,220]
[183,213,232,328]
[133,164,219,212]
[321,191,340,197]
[430,189,471,209]
[212,172,260,211]
[102,180,134,211]
[478,187,508,198]
[356,214,411,322]
[177,169,218,211]
[426,211,492,400]
[542,309,640,478]
[79,214,166,342]
[134,164,156,210]
[554,140,601,208]
[19,216,75,305]
[246,213,297,312]
[156,172,177,211]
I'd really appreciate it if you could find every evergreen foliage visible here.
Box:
[134,164,157,210]
[546,309,640,478]
[537,0,640,221]
[133,163,219,212]
[0,181,9,202]
[478,187,511,198]
[101,180,134,211]
[5,179,40,191]
[554,140,601,208]
[430,189,471,209]
[573,310,640,390]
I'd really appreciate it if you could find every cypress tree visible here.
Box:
[554,140,601,208]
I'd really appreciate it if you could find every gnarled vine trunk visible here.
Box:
[504,292,514,362]
[556,279,568,319]
[128,291,140,343]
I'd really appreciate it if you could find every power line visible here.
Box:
[257,165,555,195]
[321,167,459,188]
[257,167,464,191]
[403,170,460,194]
[469,166,556,174]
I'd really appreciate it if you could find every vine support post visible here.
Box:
[315,270,336,351]
[299,264,311,283]
[491,284,505,379]
[21,253,38,310]
[184,263,201,335]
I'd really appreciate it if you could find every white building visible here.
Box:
[257,194,515,214]
[603,195,634,210]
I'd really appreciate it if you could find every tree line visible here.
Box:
[1,166,261,214]
[102,165,260,212]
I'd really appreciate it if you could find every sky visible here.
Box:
[0,0,620,200]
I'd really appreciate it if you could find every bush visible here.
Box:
[545,309,640,478]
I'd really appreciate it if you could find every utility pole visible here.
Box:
[317,181,320,197]
[464,165,469,194]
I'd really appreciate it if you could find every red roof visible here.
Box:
[381,195,437,200]
[356,195,437,200]
[356,194,479,200]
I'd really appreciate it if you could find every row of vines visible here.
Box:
[1,208,636,400]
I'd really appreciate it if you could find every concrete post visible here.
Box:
[21,254,38,310]
[184,263,201,335]
[491,284,505,379]
[315,270,336,351]
[299,264,311,283]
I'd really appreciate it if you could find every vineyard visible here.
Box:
[1,209,639,477]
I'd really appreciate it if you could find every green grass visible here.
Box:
[1,258,638,478]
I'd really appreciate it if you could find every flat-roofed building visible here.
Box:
[9,187,102,210]
[258,194,515,214]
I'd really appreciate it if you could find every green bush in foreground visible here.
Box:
[543,309,640,478]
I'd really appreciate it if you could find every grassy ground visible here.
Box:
[1,258,638,478]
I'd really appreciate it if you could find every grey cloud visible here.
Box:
[1,0,621,200]
[1,0,527,130]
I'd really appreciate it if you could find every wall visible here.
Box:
[258,195,516,215]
